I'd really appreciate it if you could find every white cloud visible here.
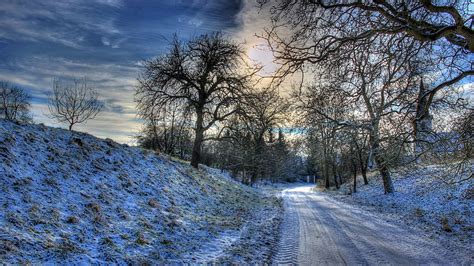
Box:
[188,18,204,27]
[96,0,123,8]
[102,36,111,46]
[0,1,121,49]
[233,0,278,75]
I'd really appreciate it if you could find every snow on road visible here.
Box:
[274,185,467,265]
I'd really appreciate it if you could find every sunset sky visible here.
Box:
[0,0,274,143]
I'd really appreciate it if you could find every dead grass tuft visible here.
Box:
[440,217,452,232]
[414,208,424,218]
[148,198,160,208]
[66,216,79,224]
[136,233,149,245]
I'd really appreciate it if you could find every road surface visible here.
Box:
[273,185,461,265]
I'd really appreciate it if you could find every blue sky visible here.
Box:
[0,0,269,143]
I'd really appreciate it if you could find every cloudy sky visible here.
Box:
[0,0,272,143]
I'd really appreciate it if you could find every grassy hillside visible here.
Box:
[0,120,280,264]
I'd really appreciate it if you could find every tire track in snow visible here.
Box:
[272,189,299,265]
[296,190,367,265]
[275,185,461,265]
[302,193,384,265]
[317,194,456,265]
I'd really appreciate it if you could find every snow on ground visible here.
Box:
[273,185,470,264]
[326,164,473,260]
[0,119,281,264]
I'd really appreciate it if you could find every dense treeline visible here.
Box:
[259,0,473,192]
[134,34,303,184]
[136,1,472,190]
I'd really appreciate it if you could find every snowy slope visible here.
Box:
[0,120,280,264]
[328,165,473,260]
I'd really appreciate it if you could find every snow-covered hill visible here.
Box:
[0,120,281,264]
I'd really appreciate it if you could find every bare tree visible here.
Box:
[296,77,349,189]
[235,87,289,183]
[0,81,31,122]
[48,79,103,131]
[137,100,193,158]
[262,0,473,151]
[296,35,422,193]
[263,1,472,76]
[353,129,370,186]
[200,86,294,184]
[136,32,257,168]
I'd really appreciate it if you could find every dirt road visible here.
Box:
[273,185,462,265]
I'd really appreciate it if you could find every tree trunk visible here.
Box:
[372,150,394,194]
[68,123,73,131]
[413,79,433,157]
[169,109,176,154]
[251,171,257,185]
[376,158,393,194]
[323,147,330,189]
[361,165,369,185]
[358,150,369,185]
[324,164,330,189]
[353,161,357,193]
[190,110,204,168]
[333,163,339,189]
[369,124,394,194]
[190,131,203,168]
[254,137,265,181]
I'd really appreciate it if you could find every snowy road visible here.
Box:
[273,185,460,265]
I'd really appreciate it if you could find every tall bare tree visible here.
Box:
[136,32,257,168]
[263,1,472,74]
[48,79,103,131]
[296,35,422,193]
[203,87,293,184]
[0,81,31,122]
[352,129,370,186]
[262,0,473,152]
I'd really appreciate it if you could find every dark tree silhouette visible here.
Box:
[48,79,103,131]
[0,81,31,122]
[262,0,473,148]
[260,0,472,193]
[136,32,257,168]
[136,101,193,158]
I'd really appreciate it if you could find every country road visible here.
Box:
[273,185,463,265]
